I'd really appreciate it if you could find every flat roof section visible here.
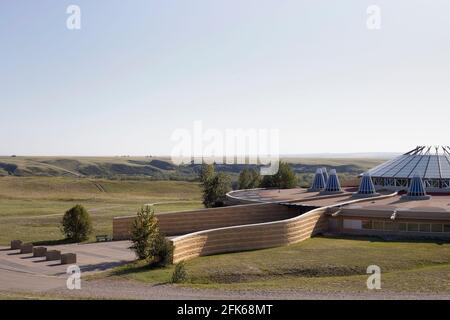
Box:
[344,194,450,213]
[228,188,314,203]
[228,188,357,203]
[287,194,357,207]
[228,187,360,206]
[338,193,450,221]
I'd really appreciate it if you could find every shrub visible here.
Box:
[260,161,297,189]
[201,170,232,208]
[61,204,92,242]
[171,261,188,283]
[130,206,173,265]
[130,206,159,260]
[199,163,215,185]
[238,168,261,189]
[150,233,173,267]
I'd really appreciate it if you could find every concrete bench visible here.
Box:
[33,247,47,257]
[46,250,61,261]
[10,240,22,250]
[20,243,33,254]
[61,253,77,265]
[96,235,112,242]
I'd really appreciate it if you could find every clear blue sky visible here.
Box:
[1,0,450,156]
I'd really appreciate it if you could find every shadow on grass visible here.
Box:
[110,260,172,282]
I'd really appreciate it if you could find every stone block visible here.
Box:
[20,243,33,254]
[61,253,77,265]
[10,240,22,250]
[46,250,61,261]
[33,247,47,257]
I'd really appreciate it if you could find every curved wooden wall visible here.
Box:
[170,192,398,263]
[171,207,328,263]
[113,191,398,263]
[113,203,303,240]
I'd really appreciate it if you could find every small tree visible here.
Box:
[199,163,215,185]
[238,168,261,189]
[202,172,232,208]
[277,162,298,189]
[151,233,173,267]
[130,206,173,265]
[250,168,261,188]
[130,206,159,260]
[61,204,93,242]
[171,261,188,283]
[260,162,297,189]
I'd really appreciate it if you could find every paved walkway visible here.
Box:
[0,241,135,293]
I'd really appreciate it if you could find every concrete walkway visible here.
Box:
[0,241,135,293]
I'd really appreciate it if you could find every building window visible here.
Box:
[419,224,431,233]
[407,223,419,232]
[329,218,338,230]
[384,221,395,231]
[362,220,372,230]
[343,219,362,230]
[398,223,407,231]
[444,224,450,233]
[373,221,384,230]
[431,224,443,233]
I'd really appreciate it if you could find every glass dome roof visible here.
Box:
[367,146,450,179]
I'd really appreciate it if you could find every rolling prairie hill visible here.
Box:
[0,156,386,185]
[0,176,203,244]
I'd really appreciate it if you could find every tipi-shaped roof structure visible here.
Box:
[321,169,343,194]
[321,167,329,184]
[358,173,377,195]
[308,168,326,192]
[352,173,380,198]
[401,174,431,200]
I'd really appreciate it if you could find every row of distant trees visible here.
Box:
[199,162,298,208]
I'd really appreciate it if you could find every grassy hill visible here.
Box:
[0,176,202,245]
[0,156,386,187]
[0,156,387,244]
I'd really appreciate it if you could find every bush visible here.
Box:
[200,165,232,208]
[260,161,297,189]
[150,233,173,267]
[130,206,159,260]
[238,168,261,189]
[171,261,188,283]
[61,205,92,242]
[130,206,173,265]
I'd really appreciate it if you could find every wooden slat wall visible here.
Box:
[171,208,328,263]
[113,193,399,263]
[112,203,302,240]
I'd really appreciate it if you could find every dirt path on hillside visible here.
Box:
[27,160,83,177]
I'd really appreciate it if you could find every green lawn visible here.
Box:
[110,236,450,294]
[0,176,202,245]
